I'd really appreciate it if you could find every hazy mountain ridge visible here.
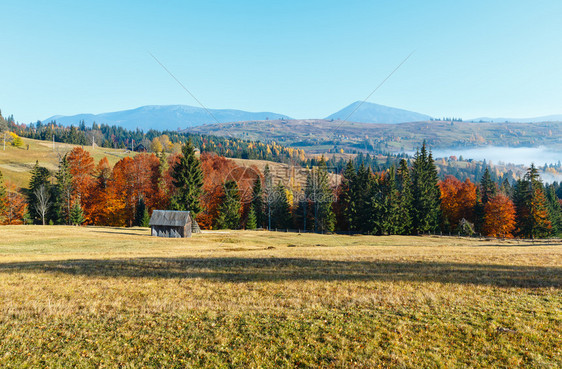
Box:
[43,105,291,131]
[469,115,562,123]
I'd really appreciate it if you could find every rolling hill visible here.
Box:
[43,105,291,131]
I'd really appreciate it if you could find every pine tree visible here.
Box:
[70,200,85,226]
[53,155,73,225]
[514,165,552,238]
[411,142,441,233]
[396,159,414,235]
[141,208,150,227]
[246,206,257,230]
[27,161,51,224]
[263,165,274,230]
[545,185,562,236]
[304,159,335,232]
[251,176,265,228]
[480,167,497,204]
[215,180,241,229]
[500,177,512,197]
[336,160,355,231]
[134,196,147,227]
[170,140,203,214]
[271,182,292,229]
[0,170,6,222]
[381,167,403,235]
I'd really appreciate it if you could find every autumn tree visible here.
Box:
[482,193,516,238]
[2,181,27,224]
[67,147,95,200]
[439,176,477,230]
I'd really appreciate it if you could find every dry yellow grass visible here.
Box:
[0,226,560,367]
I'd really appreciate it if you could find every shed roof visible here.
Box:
[149,210,192,227]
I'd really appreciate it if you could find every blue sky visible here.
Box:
[2,0,562,123]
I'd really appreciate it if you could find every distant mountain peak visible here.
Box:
[325,101,431,124]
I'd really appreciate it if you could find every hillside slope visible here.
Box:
[0,137,135,188]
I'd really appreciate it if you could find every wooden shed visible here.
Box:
[149,210,193,238]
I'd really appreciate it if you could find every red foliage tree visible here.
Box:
[439,176,477,229]
[482,193,516,238]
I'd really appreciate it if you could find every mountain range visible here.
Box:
[43,102,562,132]
[43,102,433,131]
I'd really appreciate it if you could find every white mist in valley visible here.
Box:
[432,146,562,167]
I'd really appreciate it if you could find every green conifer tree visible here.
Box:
[70,200,85,226]
[246,206,257,230]
[170,140,203,214]
[251,176,265,228]
[0,170,6,221]
[27,161,51,224]
[396,159,414,235]
[53,155,73,225]
[411,142,441,233]
[215,180,241,229]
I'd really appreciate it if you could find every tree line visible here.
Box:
[1,141,561,239]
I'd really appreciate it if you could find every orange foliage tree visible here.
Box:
[197,153,260,229]
[482,193,516,238]
[439,176,477,229]
[67,147,95,201]
[1,181,28,224]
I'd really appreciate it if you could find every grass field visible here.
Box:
[0,226,560,367]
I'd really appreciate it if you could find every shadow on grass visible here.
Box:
[0,257,559,288]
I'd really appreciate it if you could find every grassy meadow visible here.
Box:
[0,226,560,367]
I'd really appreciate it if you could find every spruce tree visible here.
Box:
[514,165,552,238]
[215,180,241,229]
[545,185,562,236]
[480,167,497,204]
[134,196,147,227]
[246,206,257,230]
[382,167,403,235]
[337,160,355,231]
[263,165,274,229]
[28,161,51,224]
[70,200,85,226]
[305,159,335,232]
[53,155,73,225]
[251,176,265,228]
[271,182,292,229]
[411,142,441,233]
[0,170,6,221]
[396,159,414,235]
[170,140,203,214]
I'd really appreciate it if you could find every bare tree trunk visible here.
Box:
[34,184,51,226]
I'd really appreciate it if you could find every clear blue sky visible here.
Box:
[2,0,562,123]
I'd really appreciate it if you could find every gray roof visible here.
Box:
[149,210,192,227]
